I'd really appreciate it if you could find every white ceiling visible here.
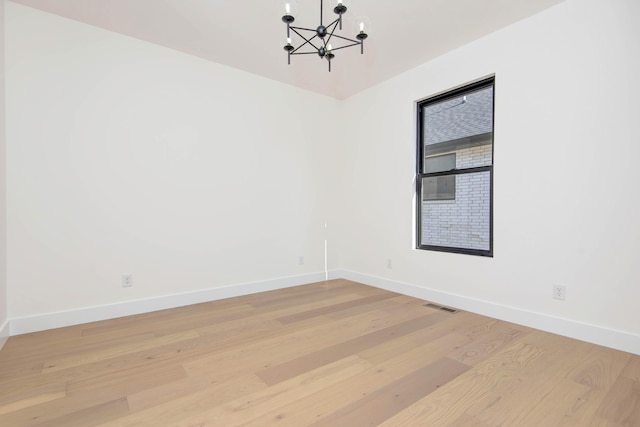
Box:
[9,0,565,99]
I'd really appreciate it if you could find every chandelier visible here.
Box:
[281,0,369,72]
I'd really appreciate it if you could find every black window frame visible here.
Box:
[416,77,495,257]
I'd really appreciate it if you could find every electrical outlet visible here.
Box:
[387,259,393,269]
[122,273,133,288]
[553,284,566,300]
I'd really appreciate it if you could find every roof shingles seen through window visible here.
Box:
[424,86,493,145]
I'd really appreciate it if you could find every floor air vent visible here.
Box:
[424,303,459,313]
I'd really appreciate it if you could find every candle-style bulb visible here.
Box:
[337,0,343,4]
[327,44,332,51]
[285,3,291,14]
[360,21,364,32]
[287,37,292,45]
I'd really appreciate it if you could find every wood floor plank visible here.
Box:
[3,307,346,403]
[0,364,184,427]
[589,416,626,427]
[308,357,470,427]
[0,280,637,426]
[621,356,640,382]
[165,356,373,427]
[0,392,130,427]
[377,340,548,426]
[141,304,258,338]
[596,376,640,426]
[0,359,46,382]
[42,330,200,373]
[357,311,469,365]
[3,304,335,399]
[0,375,68,405]
[181,312,371,378]
[256,312,447,386]
[0,326,82,355]
[125,371,244,413]
[512,345,634,427]
[0,390,66,416]
[66,363,187,398]
[237,330,472,427]
[276,292,397,324]
[445,413,491,426]
[465,333,597,426]
[98,374,268,427]
[570,345,632,390]
[324,294,425,322]
[192,292,366,337]
[449,324,528,366]
[33,396,130,427]
[81,300,274,341]
[183,304,431,381]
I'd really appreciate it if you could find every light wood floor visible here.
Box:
[0,280,638,426]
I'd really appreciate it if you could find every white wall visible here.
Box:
[0,0,8,349]
[4,0,640,355]
[5,3,339,322]
[334,0,640,352]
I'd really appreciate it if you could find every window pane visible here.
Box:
[422,175,455,201]
[425,153,455,173]
[423,86,493,172]
[421,171,491,251]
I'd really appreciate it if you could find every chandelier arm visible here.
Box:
[327,42,361,51]
[289,26,316,39]
[289,27,320,42]
[290,51,323,56]
[296,37,322,53]
[329,33,361,44]
[324,19,340,47]
[291,42,321,55]
[325,18,341,29]
[289,26,317,32]
[289,27,322,53]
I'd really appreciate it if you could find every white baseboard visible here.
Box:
[336,269,640,356]
[6,269,640,356]
[0,319,9,351]
[10,272,327,336]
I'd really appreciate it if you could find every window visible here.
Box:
[416,77,494,256]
